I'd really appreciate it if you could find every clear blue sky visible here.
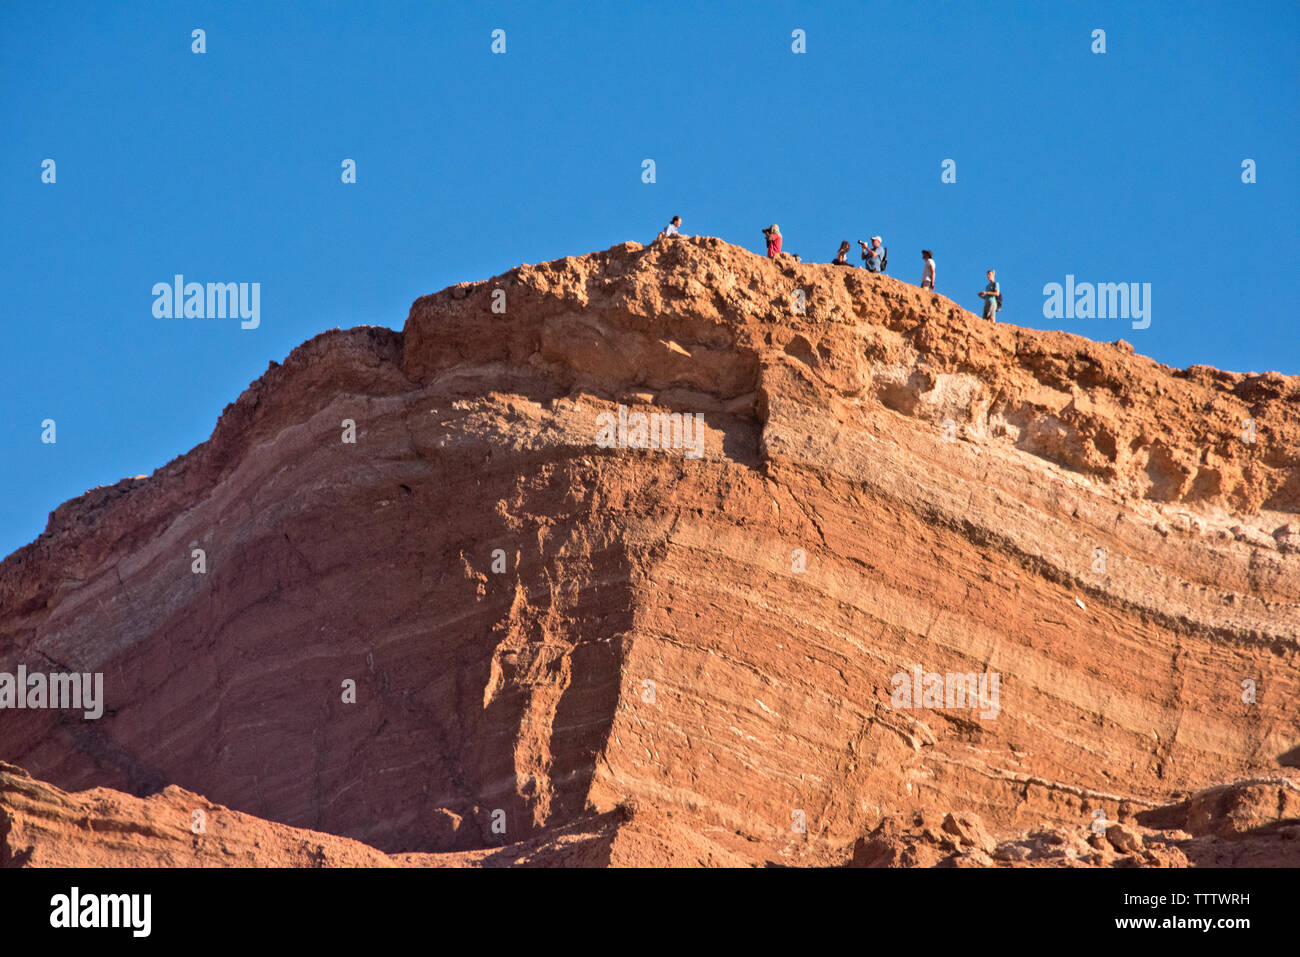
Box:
[2,1,1297,560]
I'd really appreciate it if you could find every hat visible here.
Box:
[871,235,882,244]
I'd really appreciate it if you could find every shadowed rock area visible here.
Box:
[2,237,1297,866]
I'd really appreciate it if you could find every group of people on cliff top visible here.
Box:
[657,216,1002,321]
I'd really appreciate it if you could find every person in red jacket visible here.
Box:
[762,224,782,257]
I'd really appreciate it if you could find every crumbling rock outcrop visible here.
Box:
[1,237,1297,866]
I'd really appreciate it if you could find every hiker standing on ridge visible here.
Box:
[859,236,887,272]
[658,215,682,239]
[762,224,782,257]
[920,250,936,290]
[832,241,852,265]
[978,269,1001,321]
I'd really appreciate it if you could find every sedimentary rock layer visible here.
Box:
[1,237,1296,865]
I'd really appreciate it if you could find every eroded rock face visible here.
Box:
[1,237,1297,866]
[0,762,399,868]
[7,762,1295,869]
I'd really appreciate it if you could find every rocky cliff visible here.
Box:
[2,237,1297,866]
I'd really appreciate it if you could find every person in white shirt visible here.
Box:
[920,249,936,290]
[659,216,682,239]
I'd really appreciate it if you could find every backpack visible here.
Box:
[996,287,1003,310]
[881,247,888,272]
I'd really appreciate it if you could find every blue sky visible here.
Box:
[2,1,1297,560]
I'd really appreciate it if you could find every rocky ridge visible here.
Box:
[2,236,1297,866]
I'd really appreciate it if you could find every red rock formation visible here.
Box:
[1,237,1297,866]
[6,762,1296,868]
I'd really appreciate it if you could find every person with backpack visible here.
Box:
[920,250,936,290]
[762,224,782,258]
[859,236,887,272]
[978,269,1001,321]
[832,241,852,265]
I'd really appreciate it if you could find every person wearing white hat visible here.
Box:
[859,236,886,272]
[762,224,782,258]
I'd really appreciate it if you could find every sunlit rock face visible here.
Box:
[2,237,1297,866]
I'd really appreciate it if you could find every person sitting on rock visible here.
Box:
[832,241,852,265]
[658,215,683,240]
[762,224,782,257]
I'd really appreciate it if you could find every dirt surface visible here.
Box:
[1,237,1297,866]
